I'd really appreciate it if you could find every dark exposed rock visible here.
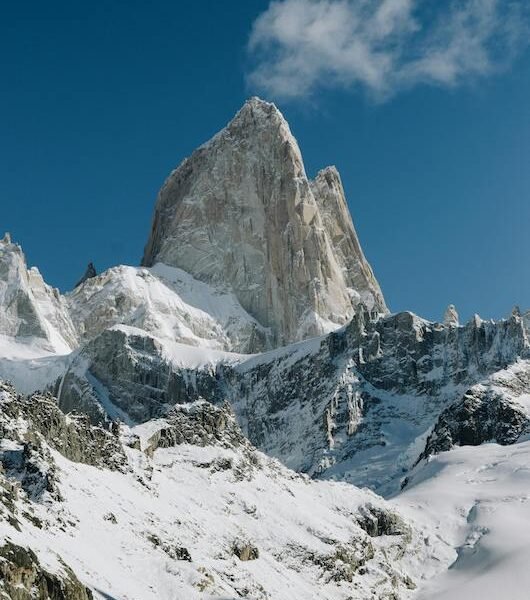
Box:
[232,540,259,561]
[289,539,375,583]
[0,382,127,470]
[0,439,61,502]
[356,504,410,537]
[147,533,192,562]
[0,540,93,600]
[74,262,97,288]
[418,385,530,462]
[172,546,192,562]
[146,400,246,455]
[57,327,223,424]
[2,387,127,472]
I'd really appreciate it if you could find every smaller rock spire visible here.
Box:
[75,262,97,288]
[1,232,11,244]
[511,305,522,319]
[444,304,459,327]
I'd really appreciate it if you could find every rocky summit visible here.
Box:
[142,97,387,347]
[1,98,530,599]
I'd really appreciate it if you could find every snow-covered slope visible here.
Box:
[67,262,270,353]
[0,382,441,600]
[394,439,530,599]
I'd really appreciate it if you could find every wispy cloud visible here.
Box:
[247,0,529,100]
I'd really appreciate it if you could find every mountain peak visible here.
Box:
[238,96,283,119]
[142,100,386,347]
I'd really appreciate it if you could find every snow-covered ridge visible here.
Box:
[67,262,270,353]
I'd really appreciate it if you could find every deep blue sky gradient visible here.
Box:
[2,1,529,322]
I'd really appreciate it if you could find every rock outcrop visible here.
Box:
[55,326,230,424]
[0,541,93,600]
[418,384,530,461]
[0,381,127,473]
[145,400,247,454]
[142,97,386,347]
[74,262,96,288]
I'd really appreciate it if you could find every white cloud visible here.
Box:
[247,0,528,100]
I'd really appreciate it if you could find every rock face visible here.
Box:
[142,97,386,347]
[0,236,77,352]
[0,541,93,600]
[419,383,530,462]
[51,303,530,495]
[56,325,232,425]
[221,310,530,492]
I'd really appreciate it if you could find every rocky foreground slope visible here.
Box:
[0,381,442,599]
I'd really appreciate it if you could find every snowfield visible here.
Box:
[394,439,530,599]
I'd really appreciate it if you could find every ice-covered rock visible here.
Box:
[142,97,386,347]
[0,236,77,354]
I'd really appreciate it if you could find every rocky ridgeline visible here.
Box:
[145,400,248,454]
[49,305,530,493]
[224,309,530,487]
[0,382,127,474]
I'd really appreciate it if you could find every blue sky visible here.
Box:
[2,0,529,322]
